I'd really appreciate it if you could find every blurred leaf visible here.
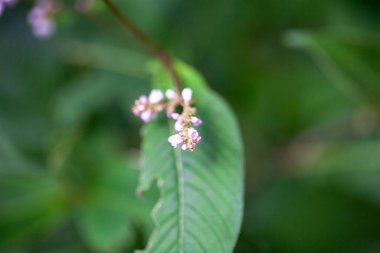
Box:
[55,128,156,253]
[247,178,380,253]
[78,196,133,253]
[62,40,149,78]
[298,139,380,203]
[0,170,66,249]
[136,61,244,253]
[54,71,146,128]
[0,131,34,171]
[285,29,380,107]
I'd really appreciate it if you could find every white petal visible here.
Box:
[171,113,180,120]
[175,120,184,131]
[141,111,152,122]
[139,95,148,103]
[165,89,178,100]
[191,116,202,126]
[182,88,192,103]
[149,89,164,104]
[188,128,199,140]
[168,134,183,148]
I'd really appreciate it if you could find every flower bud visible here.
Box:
[168,134,184,148]
[149,89,164,104]
[171,113,180,120]
[182,88,192,103]
[166,89,178,100]
[191,116,202,126]
[141,110,153,122]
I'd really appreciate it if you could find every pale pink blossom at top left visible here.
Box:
[0,0,18,16]
[27,0,56,39]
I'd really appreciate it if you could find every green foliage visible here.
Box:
[285,29,380,106]
[136,62,244,252]
[3,0,380,252]
[0,170,66,249]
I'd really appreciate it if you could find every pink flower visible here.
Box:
[27,0,56,39]
[191,116,202,126]
[139,95,148,103]
[149,89,164,104]
[132,91,165,122]
[141,110,153,123]
[168,134,184,148]
[132,95,148,115]
[182,142,196,151]
[182,88,192,103]
[188,128,202,143]
[174,119,184,131]
[0,0,17,16]
[165,89,178,100]
[170,113,180,120]
[132,87,202,151]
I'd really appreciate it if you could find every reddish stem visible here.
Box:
[101,0,183,91]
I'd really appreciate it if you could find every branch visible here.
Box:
[101,0,183,91]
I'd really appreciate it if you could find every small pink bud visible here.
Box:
[191,116,202,126]
[166,89,178,100]
[139,95,148,103]
[168,134,184,148]
[137,104,145,112]
[149,89,164,104]
[188,128,199,140]
[182,88,193,103]
[141,111,153,122]
[182,144,188,150]
[171,113,180,120]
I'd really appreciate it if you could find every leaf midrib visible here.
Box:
[169,121,185,253]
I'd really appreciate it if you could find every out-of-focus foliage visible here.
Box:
[1,0,380,252]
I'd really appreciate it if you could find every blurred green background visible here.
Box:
[1,0,380,252]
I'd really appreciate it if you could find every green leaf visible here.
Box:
[137,61,244,253]
[284,29,380,106]
[63,129,157,252]
[0,170,66,248]
[78,193,133,253]
[296,140,380,204]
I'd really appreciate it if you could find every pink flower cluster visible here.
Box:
[27,0,57,39]
[2,0,94,37]
[167,88,202,151]
[132,89,165,122]
[0,0,17,16]
[132,87,202,151]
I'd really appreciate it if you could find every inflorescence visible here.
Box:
[27,0,57,39]
[0,0,17,16]
[132,88,202,151]
[1,0,94,39]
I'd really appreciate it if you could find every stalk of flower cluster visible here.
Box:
[102,0,203,150]
[101,0,183,92]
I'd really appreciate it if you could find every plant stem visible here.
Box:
[101,0,183,91]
